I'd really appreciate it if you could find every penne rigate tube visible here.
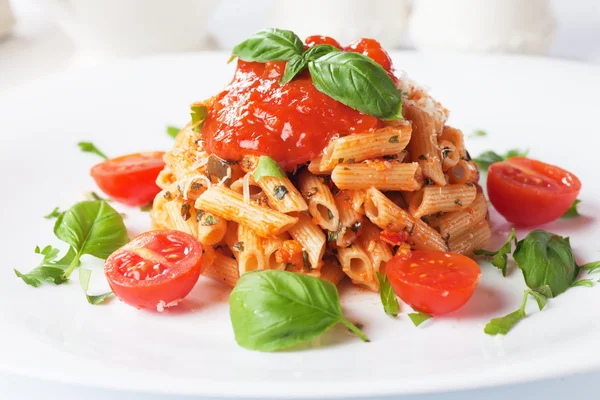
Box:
[439,125,467,159]
[364,187,447,251]
[448,160,480,185]
[297,169,339,232]
[203,249,240,287]
[196,212,227,246]
[254,175,308,213]
[336,244,377,291]
[237,224,266,274]
[195,186,298,238]
[334,191,363,248]
[408,183,477,219]
[438,193,488,239]
[448,220,491,255]
[404,102,446,186]
[320,124,412,169]
[319,258,347,286]
[287,213,326,270]
[332,162,423,191]
[262,234,289,271]
[439,140,460,171]
[355,220,393,276]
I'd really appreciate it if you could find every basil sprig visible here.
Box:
[376,272,400,317]
[230,30,403,120]
[229,270,369,351]
[472,149,529,171]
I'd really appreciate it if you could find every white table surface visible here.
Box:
[1,0,600,399]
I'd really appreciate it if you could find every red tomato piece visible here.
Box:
[104,230,204,310]
[345,38,393,72]
[380,229,409,246]
[386,250,480,315]
[487,157,581,226]
[90,152,165,206]
[304,35,342,49]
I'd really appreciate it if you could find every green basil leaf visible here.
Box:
[190,105,208,132]
[472,149,529,171]
[408,312,432,327]
[308,51,402,120]
[580,261,600,274]
[231,28,304,63]
[304,44,341,61]
[484,290,529,335]
[474,228,517,276]
[571,279,594,288]
[562,199,581,218]
[375,272,400,317]
[229,270,368,351]
[526,289,547,310]
[513,230,579,298]
[166,125,181,139]
[44,207,62,219]
[77,142,108,159]
[14,246,78,287]
[253,156,286,182]
[79,268,113,305]
[279,54,307,85]
[54,200,129,278]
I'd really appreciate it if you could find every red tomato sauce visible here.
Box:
[202,37,394,170]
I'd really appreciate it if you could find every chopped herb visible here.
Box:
[465,182,475,187]
[14,246,76,287]
[77,142,108,159]
[202,214,218,226]
[166,125,181,139]
[180,203,191,221]
[470,129,487,138]
[454,199,463,206]
[472,149,529,171]
[418,154,427,161]
[346,158,355,164]
[376,272,400,317]
[302,251,310,269]
[44,207,61,219]
[562,199,581,218]
[321,175,332,185]
[190,182,202,191]
[140,203,153,212]
[388,135,400,143]
[196,209,205,222]
[408,223,416,236]
[232,242,245,252]
[273,185,288,200]
[572,279,594,288]
[408,312,432,327]
[383,154,397,161]
[164,191,172,200]
[475,228,518,277]
[338,158,344,164]
[350,222,361,233]
[306,187,318,199]
[424,177,433,186]
[441,147,451,159]
[443,233,451,250]
[327,209,333,220]
[327,231,338,242]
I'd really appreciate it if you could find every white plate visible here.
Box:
[1,52,599,399]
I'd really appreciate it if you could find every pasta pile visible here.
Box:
[151,79,490,291]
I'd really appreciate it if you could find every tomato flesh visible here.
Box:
[105,230,204,310]
[386,250,480,315]
[90,152,165,206]
[202,36,395,171]
[487,157,581,226]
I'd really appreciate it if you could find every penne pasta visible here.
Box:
[439,125,467,159]
[237,224,266,274]
[334,190,363,248]
[262,234,290,271]
[163,198,198,237]
[319,257,347,286]
[404,102,446,185]
[255,175,308,213]
[336,244,377,291]
[287,212,326,270]
[195,186,298,238]
[355,220,393,276]
[408,183,477,218]
[332,162,423,191]
[203,249,239,287]
[439,140,460,171]
[297,169,339,232]
[196,211,227,246]
[447,160,480,185]
[364,187,447,251]
[438,193,488,239]
[448,219,491,255]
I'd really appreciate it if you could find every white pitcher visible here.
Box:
[39,0,220,58]
[409,0,556,54]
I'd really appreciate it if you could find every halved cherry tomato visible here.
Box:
[487,157,581,226]
[345,38,393,73]
[104,230,204,310]
[90,152,165,206]
[304,35,341,49]
[386,250,480,315]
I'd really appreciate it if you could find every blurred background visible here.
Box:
[0,0,599,92]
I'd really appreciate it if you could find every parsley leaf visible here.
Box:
[14,246,79,287]
[79,268,112,305]
[470,129,487,138]
[474,228,517,276]
[408,312,432,327]
[472,149,529,171]
[562,199,581,218]
[580,261,600,274]
[77,142,108,159]
[44,207,61,219]
[571,279,594,288]
[375,272,400,317]
[253,156,286,182]
[484,289,545,335]
[166,125,181,139]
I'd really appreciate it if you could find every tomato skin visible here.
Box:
[487,157,581,226]
[304,35,341,49]
[386,250,480,315]
[345,38,393,73]
[104,230,204,310]
[91,152,165,206]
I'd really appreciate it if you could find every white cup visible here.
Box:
[40,0,220,58]
[409,0,556,54]
[0,0,15,39]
